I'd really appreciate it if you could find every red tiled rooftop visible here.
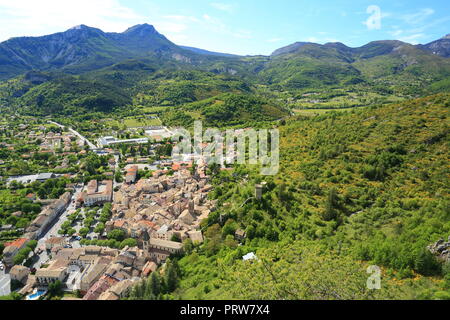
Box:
[5,238,28,248]
[137,220,157,230]
[114,220,128,228]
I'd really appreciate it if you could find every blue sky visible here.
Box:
[0,0,448,55]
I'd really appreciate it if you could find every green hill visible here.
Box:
[19,76,132,115]
[161,93,289,127]
[169,94,449,300]
[259,41,450,95]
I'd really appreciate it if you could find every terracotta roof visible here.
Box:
[114,220,128,228]
[5,238,28,249]
[137,220,157,229]
[126,166,138,176]
[142,261,157,277]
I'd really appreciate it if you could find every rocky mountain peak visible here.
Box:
[123,24,158,36]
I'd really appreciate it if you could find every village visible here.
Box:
[0,119,222,300]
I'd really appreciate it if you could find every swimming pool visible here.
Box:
[26,289,47,300]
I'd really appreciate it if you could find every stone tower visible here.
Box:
[142,229,150,252]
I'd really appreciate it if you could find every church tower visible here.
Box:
[142,229,150,252]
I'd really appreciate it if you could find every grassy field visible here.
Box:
[293,106,367,116]
[138,106,174,114]
[105,116,162,128]
[123,117,162,127]
[290,91,405,110]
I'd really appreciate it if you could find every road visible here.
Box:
[48,121,97,150]
[68,128,97,150]
[31,186,84,269]
[112,154,121,201]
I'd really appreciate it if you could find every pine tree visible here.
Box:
[323,187,338,221]
[150,272,161,296]
[165,260,179,292]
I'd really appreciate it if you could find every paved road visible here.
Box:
[48,121,97,150]
[68,128,97,150]
[31,187,84,269]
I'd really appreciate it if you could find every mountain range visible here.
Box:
[0,23,449,118]
[1,23,449,81]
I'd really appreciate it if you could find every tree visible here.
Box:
[165,260,179,293]
[222,220,238,237]
[13,247,32,265]
[204,224,223,256]
[183,239,194,254]
[322,187,339,221]
[0,292,23,301]
[26,240,38,251]
[414,249,441,276]
[120,238,137,249]
[170,234,181,243]
[226,241,398,300]
[115,171,123,183]
[224,235,238,249]
[48,280,63,298]
[107,229,126,242]
[84,217,95,228]
[94,223,105,234]
[79,227,90,238]
[150,272,161,297]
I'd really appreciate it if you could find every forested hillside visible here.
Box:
[166,94,449,300]
[2,26,450,120]
[161,93,289,128]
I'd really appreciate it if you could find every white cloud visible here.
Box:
[233,30,252,39]
[304,36,341,44]
[0,0,146,41]
[401,8,435,25]
[389,29,404,37]
[163,15,200,23]
[210,2,234,13]
[200,13,251,39]
[307,37,319,42]
[398,33,426,44]
[156,21,187,34]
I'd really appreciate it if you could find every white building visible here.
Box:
[243,252,258,261]
[98,136,148,148]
